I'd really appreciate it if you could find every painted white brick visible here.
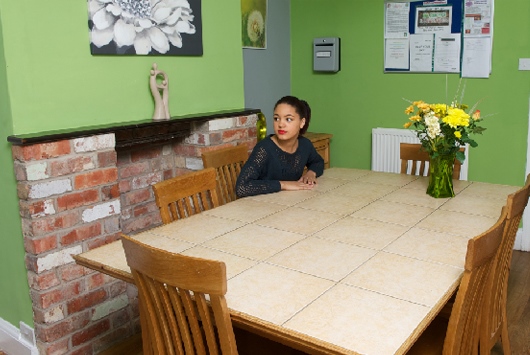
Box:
[208,117,235,131]
[32,199,56,218]
[185,133,210,145]
[36,245,82,273]
[162,144,172,156]
[185,157,203,170]
[73,134,115,153]
[43,306,65,323]
[92,294,129,321]
[238,114,258,127]
[82,200,121,222]
[26,162,49,181]
[28,179,72,199]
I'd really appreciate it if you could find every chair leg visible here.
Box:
[500,315,511,355]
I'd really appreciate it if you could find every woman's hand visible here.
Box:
[299,170,317,185]
[280,180,316,191]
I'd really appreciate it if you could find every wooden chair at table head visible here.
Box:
[407,207,507,355]
[201,145,249,205]
[480,173,530,355]
[399,143,464,180]
[121,235,238,355]
[152,168,220,224]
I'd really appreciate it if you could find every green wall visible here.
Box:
[292,0,530,186]
[0,0,245,327]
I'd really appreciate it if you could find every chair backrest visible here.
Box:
[201,145,248,205]
[399,143,464,180]
[121,235,238,355]
[480,174,530,354]
[443,209,507,355]
[152,168,220,224]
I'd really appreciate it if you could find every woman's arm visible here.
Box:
[235,144,281,197]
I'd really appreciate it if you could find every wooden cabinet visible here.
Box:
[305,132,333,169]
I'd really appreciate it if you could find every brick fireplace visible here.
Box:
[8,110,259,354]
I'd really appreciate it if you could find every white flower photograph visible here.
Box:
[241,0,267,49]
[88,0,203,55]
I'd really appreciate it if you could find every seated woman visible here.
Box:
[236,95,324,198]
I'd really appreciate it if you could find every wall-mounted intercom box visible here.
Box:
[313,37,340,73]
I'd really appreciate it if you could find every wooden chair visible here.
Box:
[407,208,507,355]
[152,168,220,224]
[121,235,238,355]
[201,145,248,205]
[480,174,530,355]
[400,143,464,180]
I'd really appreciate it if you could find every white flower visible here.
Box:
[425,112,441,139]
[88,0,197,54]
[246,10,264,43]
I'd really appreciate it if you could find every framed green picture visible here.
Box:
[241,0,267,49]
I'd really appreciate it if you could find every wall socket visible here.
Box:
[518,58,530,71]
[19,322,35,346]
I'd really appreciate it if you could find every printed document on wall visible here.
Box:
[462,0,494,77]
[433,34,461,73]
[410,34,434,72]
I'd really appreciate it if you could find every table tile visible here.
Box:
[311,176,350,192]
[247,190,319,206]
[384,227,469,268]
[78,240,129,274]
[148,214,245,243]
[416,209,498,238]
[357,171,419,186]
[351,200,435,227]
[256,207,342,235]
[202,224,306,260]
[342,252,461,307]
[382,187,450,209]
[314,217,409,250]
[133,233,195,253]
[203,198,287,222]
[458,182,520,200]
[180,246,257,279]
[227,263,334,325]
[295,193,373,216]
[328,181,398,200]
[441,194,506,219]
[284,284,430,355]
[320,168,371,180]
[266,237,376,281]
[403,176,472,194]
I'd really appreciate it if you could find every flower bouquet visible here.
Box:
[403,83,486,197]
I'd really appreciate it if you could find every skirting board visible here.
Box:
[0,318,37,355]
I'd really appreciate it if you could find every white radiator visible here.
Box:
[371,127,468,180]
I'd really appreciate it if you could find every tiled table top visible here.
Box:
[74,168,519,355]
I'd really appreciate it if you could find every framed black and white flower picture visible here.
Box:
[87,0,203,56]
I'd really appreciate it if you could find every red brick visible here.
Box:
[71,319,110,347]
[130,147,162,162]
[123,189,150,206]
[12,140,71,162]
[86,233,121,250]
[86,273,109,290]
[28,211,79,236]
[67,288,108,314]
[101,183,120,200]
[222,128,248,142]
[33,280,83,309]
[172,144,200,157]
[25,235,58,254]
[60,223,102,246]
[74,168,118,189]
[109,308,131,329]
[208,132,223,145]
[131,172,162,189]
[118,179,131,194]
[56,189,99,212]
[163,169,173,180]
[121,214,158,234]
[70,344,93,355]
[39,337,70,355]
[13,162,27,181]
[97,150,117,168]
[19,200,55,218]
[59,263,88,282]
[49,156,94,177]
[133,205,149,217]
[109,280,128,298]
[28,271,60,290]
[35,311,90,342]
[118,162,149,179]
[116,151,131,166]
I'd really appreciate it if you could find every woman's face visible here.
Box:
[273,103,305,141]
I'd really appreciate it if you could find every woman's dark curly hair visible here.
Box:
[273,95,311,135]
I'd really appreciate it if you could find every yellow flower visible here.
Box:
[405,105,414,114]
[410,115,422,122]
[403,122,413,128]
[454,131,462,138]
[442,108,470,128]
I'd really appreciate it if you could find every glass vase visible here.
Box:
[427,153,455,198]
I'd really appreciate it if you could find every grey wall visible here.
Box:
[243,0,291,134]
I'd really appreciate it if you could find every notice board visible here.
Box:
[384,0,494,77]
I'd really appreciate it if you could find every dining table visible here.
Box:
[73,168,520,355]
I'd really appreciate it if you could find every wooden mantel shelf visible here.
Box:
[7,108,261,148]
